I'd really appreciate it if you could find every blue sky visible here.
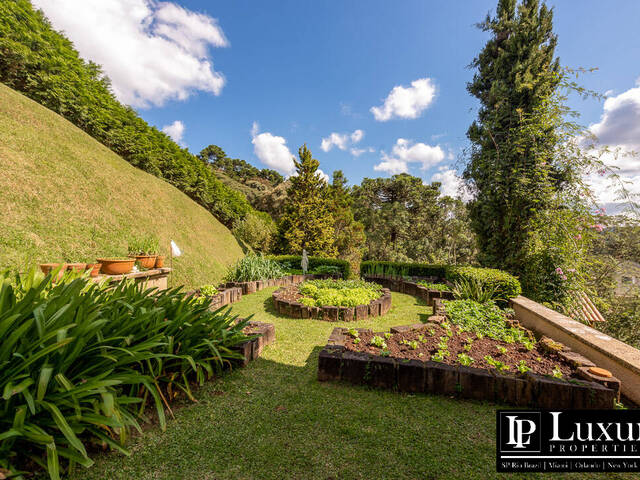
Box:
[33,0,640,201]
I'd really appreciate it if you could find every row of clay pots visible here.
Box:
[39,255,165,278]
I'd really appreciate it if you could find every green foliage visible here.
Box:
[516,360,531,374]
[484,355,510,373]
[464,0,562,273]
[360,260,448,278]
[127,235,160,255]
[443,299,528,344]
[457,353,475,366]
[232,212,277,253]
[416,281,451,292]
[353,174,476,263]
[200,145,284,186]
[0,0,256,228]
[448,266,522,300]
[0,270,249,479]
[224,254,286,282]
[278,145,336,257]
[451,277,504,304]
[271,255,351,278]
[199,284,219,297]
[370,335,387,349]
[328,170,366,274]
[298,279,382,308]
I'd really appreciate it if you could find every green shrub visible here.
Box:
[232,212,277,253]
[298,279,382,307]
[451,277,504,303]
[0,270,249,479]
[224,254,286,282]
[447,266,521,301]
[360,261,448,278]
[271,255,350,278]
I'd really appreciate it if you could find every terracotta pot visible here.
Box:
[155,255,165,268]
[85,263,102,277]
[128,254,157,269]
[40,263,62,275]
[97,258,135,275]
[65,263,87,272]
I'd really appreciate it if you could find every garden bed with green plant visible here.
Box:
[273,279,391,321]
[342,300,573,378]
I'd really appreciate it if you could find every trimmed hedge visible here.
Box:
[270,255,351,279]
[447,266,522,300]
[360,261,522,300]
[360,260,447,279]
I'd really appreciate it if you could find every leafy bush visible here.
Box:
[232,212,277,253]
[416,281,451,292]
[224,254,286,282]
[451,277,504,303]
[443,299,528,344]
[199,284,219,297]
[271,255,350,278]
[360,260,447,278]
[0,270,249,479]
[298,279,382,307]
[447,266,521,301]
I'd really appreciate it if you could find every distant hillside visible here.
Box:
[0,84,244,288]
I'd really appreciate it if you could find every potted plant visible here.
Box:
[97,257,136,275]
[128,235,159,269]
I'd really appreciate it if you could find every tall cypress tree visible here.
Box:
[279,145,337,256]
[464,0,564,273]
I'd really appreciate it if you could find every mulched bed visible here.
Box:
[343,322,576,378]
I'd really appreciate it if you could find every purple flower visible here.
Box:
[555,267,564,275]
[590,224,604,232]
[567,268,576,273]
[561,275,567,281]
[574,234,582,240]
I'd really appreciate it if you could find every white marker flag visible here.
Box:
[170,240,182,257]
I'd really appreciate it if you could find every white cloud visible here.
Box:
[373,157,408,175]
[350,147,376,157]
[32,0,228,108]
[430,166,470,200]
[374,138,446,176]
[370,78,437,121]
[251,122,296,176]
[590,81,640,151]
[586,79,640,209]
[320,129,364,152]
[162,120,185,144]
[350,129,364,143]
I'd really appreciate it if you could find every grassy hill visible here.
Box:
[0,84,244,288]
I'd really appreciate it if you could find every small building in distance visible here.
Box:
[614,260,640,296]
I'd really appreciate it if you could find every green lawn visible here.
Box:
[84,288,629,480]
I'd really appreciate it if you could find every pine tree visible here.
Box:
[279,145,337,256]
[464,0,564,273]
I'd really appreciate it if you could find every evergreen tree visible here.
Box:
[328,170,365,272]
[464,0,565,273]
[279,145,337,256]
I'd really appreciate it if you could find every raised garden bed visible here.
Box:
[317,316,620,409]
[272,280,392,321]
[232,320,276,366]
[363,274,454,307]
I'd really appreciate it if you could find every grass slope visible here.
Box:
[0,84,243,288]
[85,288,629,480]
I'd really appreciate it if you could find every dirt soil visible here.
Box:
[344,323,576,378]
